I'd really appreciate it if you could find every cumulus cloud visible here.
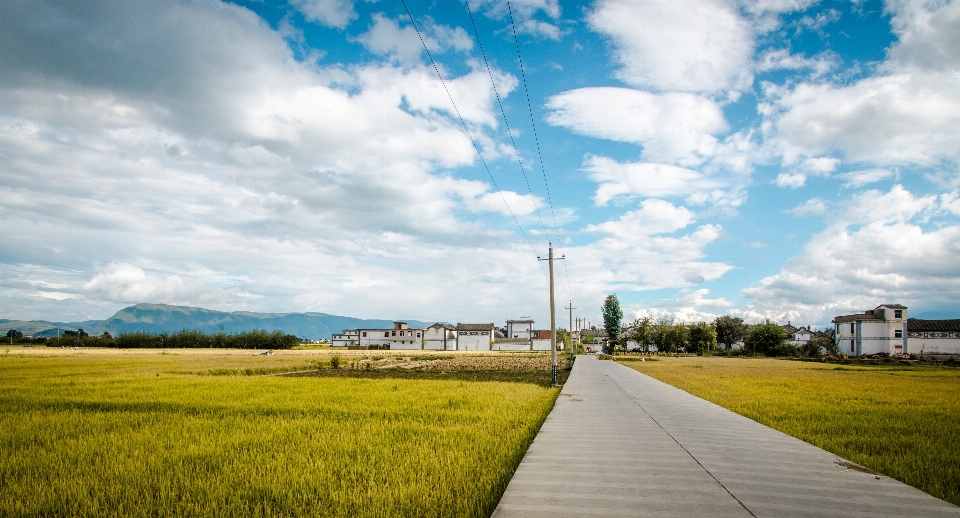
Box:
[756,48,837,75]
[545,87,728,166]
[587,0,754,93]
[290,0,357,29]
[584,157,725,205]
[80,263,232,304]
[468,0,563,39]
[837,168,895,187]
[355,14,473,64]
[787,197,828,217]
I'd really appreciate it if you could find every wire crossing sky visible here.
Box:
[2,0,960,327]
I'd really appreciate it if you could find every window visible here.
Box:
[362,332,367,337]
[384,332,389,337]
[469,331,478,335]
[400,331,405,337]
[850,323,855,333]
[895,329,902,338]
[851,341,855,352]
[392,331,396,336]
[481,331,489,335]
[895,310,902,319]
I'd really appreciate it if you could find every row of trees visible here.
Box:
[6,329,300,350]
[598,295,838,357]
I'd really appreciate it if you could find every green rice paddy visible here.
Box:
[0,349,559,516]
[625,356,960,506]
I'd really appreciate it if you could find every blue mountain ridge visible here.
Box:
[2,303,441,339]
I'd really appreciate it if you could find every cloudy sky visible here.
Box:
[2,0,959,328]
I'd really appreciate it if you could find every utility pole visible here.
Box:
[565,301,576,363]
[538,243,564,386]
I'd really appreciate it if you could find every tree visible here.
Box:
[713,316,746,349]
[601,294,623,354]
[627,317,653,352]
[806,335,838,357]
[687,322,717,355]
[6,329,23,339]
[651,317,673,353]
[745,321,787,356]
[666,322,689,353]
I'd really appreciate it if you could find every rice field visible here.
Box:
[0,348,560,516]
[624,356,960,505]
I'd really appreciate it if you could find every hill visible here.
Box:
[2,304,440,339]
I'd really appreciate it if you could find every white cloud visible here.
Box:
[756,48,836,75]
[546,87,728,165]
[775,172,807,188]
[787,197,828,216]
[290,0,357,29]
[886,0,960,72]
[766,72,960,165]
[587,0,755,93]
[466,191,544,217]
[584,199,695,237]
[468,0,563,39]
[355,14,473,64]
[584,156,724,205]
[80,263,233,305]
[837,168,894,187]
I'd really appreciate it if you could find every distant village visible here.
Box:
[330,304,960,357]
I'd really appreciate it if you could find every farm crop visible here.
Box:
[0,350,559,516]
[626,357,960,505]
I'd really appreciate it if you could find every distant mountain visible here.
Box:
[0,319,104,337]
[94,304,438,338]
[2,304,440,339]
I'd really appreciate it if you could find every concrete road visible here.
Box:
[492,355,959,518]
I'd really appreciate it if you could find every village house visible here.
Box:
[423,324,456,351]
[833,304,907,356]
[331,322,422,349]
[782,323,816,347]
[506,319,534,339]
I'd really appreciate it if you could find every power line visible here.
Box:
[461,0,551,242]
[503,0,573,299]
[399,0,541,259]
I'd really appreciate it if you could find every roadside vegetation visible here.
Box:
[0,350,560,516]
[626,356,960,506]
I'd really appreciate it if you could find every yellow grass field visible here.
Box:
[623,356,960,505]
[0,348,559,516]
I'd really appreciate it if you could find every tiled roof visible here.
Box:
[833,313,885,323]
[427,323,455,330]
[455,323,495,331]
[506,319,534,323]
[496,338,529,343]
[907,319,960,332]
[878,304,907,309]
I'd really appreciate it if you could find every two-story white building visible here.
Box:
[455,323,494,351]
[423,324,456,351]
[833,304,907,356]
[331,330,359,347]
[506,319,534,339]
[332,322,422,349]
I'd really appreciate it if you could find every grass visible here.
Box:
[0,349,560,516]
[625,356,960,505]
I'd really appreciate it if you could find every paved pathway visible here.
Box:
[493,355,959,517]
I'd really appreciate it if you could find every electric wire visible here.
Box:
[461,0,551,243]
[399,0,542,262]
[503,0,573,299]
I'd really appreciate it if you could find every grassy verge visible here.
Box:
[0,351,560,516]
[625,356,960,505]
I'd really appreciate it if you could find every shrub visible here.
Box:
[330,355,341,369]
[745,322,787,356]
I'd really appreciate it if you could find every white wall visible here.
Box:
[457,330,492,351]
[493,340,530,351]
[531,338,552,351]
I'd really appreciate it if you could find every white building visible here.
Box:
[331,330,359,347]
[455,323,494,351]
[506,319,534,339]
[332,322,422,350]
[783,324,815,347]
[423,324,456,351]
[833,304,907,356]
[906,319,960,356]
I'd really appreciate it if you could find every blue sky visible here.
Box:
[2,0,959,328]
